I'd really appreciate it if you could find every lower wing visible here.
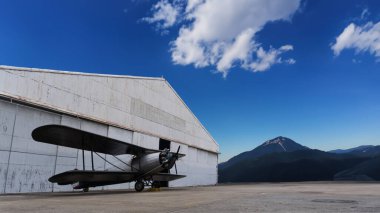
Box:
[152,173,186,181]
[49,170,185,185]
[49,170,138,185]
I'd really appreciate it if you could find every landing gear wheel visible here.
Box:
[152,181,161,189]
[135,181,145,192]
[83,187,89,192]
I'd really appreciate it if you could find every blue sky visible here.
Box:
[0,0,379,162]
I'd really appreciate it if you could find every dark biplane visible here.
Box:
[32,125,185,192]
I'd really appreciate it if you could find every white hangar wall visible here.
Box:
[0,66,218,153]
[0,66,218,193]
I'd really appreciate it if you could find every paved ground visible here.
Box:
[1,182,380,212]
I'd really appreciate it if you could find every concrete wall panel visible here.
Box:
[1,103,61,193]
[108,126,132,143]
[197,149,208,163]
[0,135,12,151]
[80,120,107,137]
[170,141,188,155]
[170,147,217,187]
[0,101,16,151]
[57,146,78,158]
[5,152,56,193]
[132,132,159,150]
[11,105,60,156]
[0,150,10,193]
[61,115,81,128]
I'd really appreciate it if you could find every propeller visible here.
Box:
[174,146,180,175]
[161,146,181,174]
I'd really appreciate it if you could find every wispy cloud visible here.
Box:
[248,45,295,73]
[331,21,380,61]
[141,0,182,33]
[360,8,370,20]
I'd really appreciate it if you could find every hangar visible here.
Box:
[0,65,219,193]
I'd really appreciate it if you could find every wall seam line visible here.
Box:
[3,104,18,193]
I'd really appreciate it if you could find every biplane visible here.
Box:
[32,125,185,192]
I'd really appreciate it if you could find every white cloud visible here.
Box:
[142,0,181,30]
[331,21,380,60]
[249,45,295,72]
[145,0,300,77]
[216,28,256,76]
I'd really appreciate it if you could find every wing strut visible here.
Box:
[111,155,141,172]
[94,152,126,172]
[82,149,85,170]
[81,134,85,171]
[91,148,94,171]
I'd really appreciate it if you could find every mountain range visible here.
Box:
[219,136,308,170]
[329,145,380,157]
[218,137,380,183]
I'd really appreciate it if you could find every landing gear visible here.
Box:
[135,181,145,192]
[152,181,161,189]
[83,187,89,192]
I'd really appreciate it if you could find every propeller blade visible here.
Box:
[174,162,178,175]
[175,146,181,159]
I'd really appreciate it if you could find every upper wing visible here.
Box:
[32,125,159,156]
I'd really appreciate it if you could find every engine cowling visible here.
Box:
[131,149,175,174]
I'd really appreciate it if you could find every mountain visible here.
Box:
[219,136,309,170]
[334,155,380,181]
[219,149,370,182]
[218,137,380,183]
[330,145,380,157]
[329,145,374,154]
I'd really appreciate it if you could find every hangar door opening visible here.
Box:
[159,138,171,187]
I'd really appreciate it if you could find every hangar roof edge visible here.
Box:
[163,80,219,147]
[0,65,165,81]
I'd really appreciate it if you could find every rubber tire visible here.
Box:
[83,187,89,192]
[135,181,145,192]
